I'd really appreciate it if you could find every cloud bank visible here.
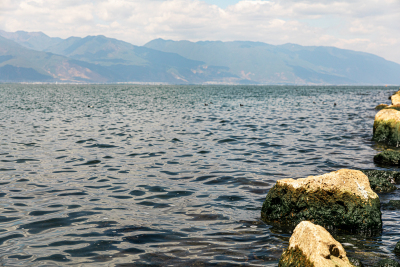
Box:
[1,0,400,64]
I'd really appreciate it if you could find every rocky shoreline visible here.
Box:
[262,89,400,266]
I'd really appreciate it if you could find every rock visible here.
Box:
[278,221,353,267]
[373,109,400,147]
[361,170,397,193]
[362,170,400,184]
[261,169,382,232]
[374,150,400,166]
[382,200,400,210]
[392,90,400,105]
[395,240,400,254]
[348,257,365,267]
[385,105,400,111]
[376,104,389,110]
[372,259,400,267]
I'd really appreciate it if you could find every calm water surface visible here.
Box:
[0,84,399,266]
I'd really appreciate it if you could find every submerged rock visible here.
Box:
[372,259,400,267]
[361,170,397,193]
[348,257,365,267]
[278,221,353,267]
[373,109,400,147]
[395,241,400,255]
[382,200,400,210]
[261,169,382,232]
[374,150,400,166]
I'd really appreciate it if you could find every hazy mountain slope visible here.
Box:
[0,30,63,51]
[0,36,115,82]
[0,34,233,83]
[145,39,400,84]
[44,35,234,83]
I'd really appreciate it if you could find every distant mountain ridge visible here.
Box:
[0,30,399,84]
[144,39,400,85]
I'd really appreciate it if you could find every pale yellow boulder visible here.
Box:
[392,91,400,105]
[373,108,400,146]
[279,221,353,267]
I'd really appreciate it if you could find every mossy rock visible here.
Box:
[348,257,365,267]
[376,104,389,110]
[361,170,397,193]
[372,259,400,267]
[374,150,400,166]
[279,246,315,267]
[382,200,400,210]
[262,170,382,233]
[373,109,400,147]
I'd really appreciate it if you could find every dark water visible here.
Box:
[0,84,399,266]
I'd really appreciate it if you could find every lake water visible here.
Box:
[0,84,399,266]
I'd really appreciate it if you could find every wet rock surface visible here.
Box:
[262,169,382,232]
[361,170,398,193]
[374,151,400,166]
[372,259,400,267]
[348,257,365,267]
[278,221,353,267]
[382,200,400,210]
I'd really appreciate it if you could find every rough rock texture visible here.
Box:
[261,169,382,232]
[382,200,400,210]
[372,259,400,267]
[373,109,400,147]
[361,170,397,193]
[348,257,365,267]
[394,241,400,255]
[376,104,389,110]
[278,221,353,267]
[374,150,400,166]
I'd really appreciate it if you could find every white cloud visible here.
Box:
[0,0,399,64]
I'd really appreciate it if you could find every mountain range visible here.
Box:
[0,30,399,85]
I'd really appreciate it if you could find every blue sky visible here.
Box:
[202,0,241,8]
[1,0,399,64]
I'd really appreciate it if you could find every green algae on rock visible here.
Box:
[373,109,400,147]
[394,240,400,255]
[376,104,389,110]
[279,221,353,267]
[374,150,400,166]
[262,169,382,233]
[384,105,400,112]
[372,259,400,267]
[361,170,397,193]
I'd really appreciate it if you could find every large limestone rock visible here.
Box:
[261,169,382,232]
[279,221,353,267]
[373,109,400,147]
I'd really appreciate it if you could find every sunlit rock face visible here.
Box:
[391,90,400,106]
[261,169,382,233]
[279,221,353,267]
[373,109,400,147]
